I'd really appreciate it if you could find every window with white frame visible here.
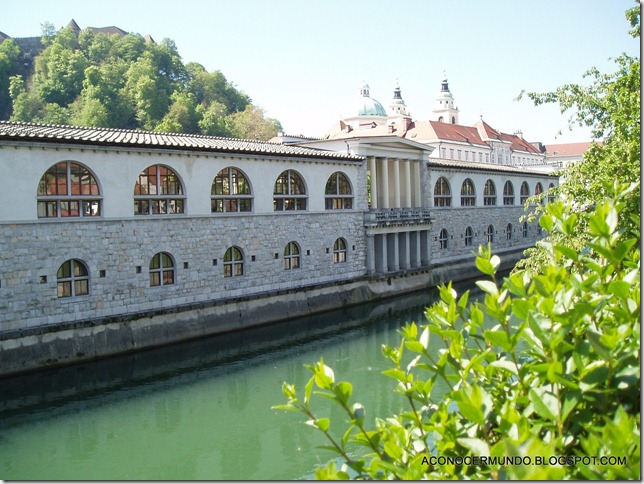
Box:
[38,161,101,218]
[135,165,185,215]
[57,259,89,297]
[274,170,307,211]
[211,167,252,213]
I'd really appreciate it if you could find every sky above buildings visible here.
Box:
[2,0,639,144]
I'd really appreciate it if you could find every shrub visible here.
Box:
[274,183,640,479]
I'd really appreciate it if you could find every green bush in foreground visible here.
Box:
[274,183,640,479]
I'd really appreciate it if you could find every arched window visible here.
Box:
[523,221,529,238]
[547,183,556,203]
[134,165,185,215]
[211,167,252,213]
[150,252,175,286]
[274,170,307,211]
[433,177,452,207]
[486,224,494,243]
[37,161,101,218]
[484,179,496,206]
[520,181,530,204]
[284,242,301,270]
[438,116,444,123]
[506,223,513,240]
[223,246,244,277]
[333,238,347,263]
[503,181,514,205]
[325,172,353,210]
[439,228,448,249]
[535,182,544,205]
[460,178,476,206]
[464,226,473,246]
[57,259,89,298]
[451,116,456,124]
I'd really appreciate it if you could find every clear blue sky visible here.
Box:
[2,0,639,144]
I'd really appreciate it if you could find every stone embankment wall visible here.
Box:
[0,246,526,377]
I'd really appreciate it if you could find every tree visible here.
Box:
[0,39,20,119]
[275,184,640,479]
[228,104,282,140]
[515,4,640,273]
[275,6,640,479]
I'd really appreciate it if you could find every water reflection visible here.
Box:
[0,283,478,480]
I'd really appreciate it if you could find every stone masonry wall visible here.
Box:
[0,211,366,332]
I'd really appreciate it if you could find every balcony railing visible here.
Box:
[364,208,434,227]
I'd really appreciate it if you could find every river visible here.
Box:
[0,284,473,480]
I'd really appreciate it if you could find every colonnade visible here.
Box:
[366,229,431,275]
[367,156,422,209]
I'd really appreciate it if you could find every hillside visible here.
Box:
[0,20,281,140]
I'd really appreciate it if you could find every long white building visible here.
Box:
[0,77,557,375]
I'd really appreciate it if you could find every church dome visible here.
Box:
[357,83,387,117]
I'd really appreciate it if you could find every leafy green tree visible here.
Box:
[228,104,282,140]
[516,3,640,274]
[0,39,20,119]
[155,91,199,133]
[275,183,640,479]
[197,100,231,137]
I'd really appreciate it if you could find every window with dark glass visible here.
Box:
[486,224,494,243]
[211,167,252,213]
[150,252,175,286]
[284,242,301,270]
[433,177,452,207]
[439,229,448,249]
[134,165,185,215]
[224,246,244,277]
[523,221,529,238]
[38,162,101,218]
[274,170,307,211]
[333,238,347,263]
[460,178,476,206]
[484,179,496,206]
[520,181,530,204]
[507,223,513,240]
[547,183,556,204]
[464,226,473,246]
[57,259,89,297]
[325,172,353,210]
[503,181,514,205]
[535,182,544,205]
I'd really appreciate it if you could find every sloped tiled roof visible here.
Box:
[428,158,557,177]
[545,141,599,157]
[0,121,363,161]
[406,120,488,146]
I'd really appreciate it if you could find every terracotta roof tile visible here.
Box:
[428,158,557,177]
[0,121,363,161]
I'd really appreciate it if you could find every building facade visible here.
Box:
[0,77,558,375]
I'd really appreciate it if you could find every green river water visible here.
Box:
[0,286,464,480]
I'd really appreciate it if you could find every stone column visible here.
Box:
[387,232,399,272]
[403,159,412,208]
[399,232,410,270]
[410,231,421,268]
[420,229,430,266]
[413,160,421,207]
[379,157,389,209]
[366,234,376,275]
[393,158,401,208]
[375,234,387,274]
[368,156,378,209]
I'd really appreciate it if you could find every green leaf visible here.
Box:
[476,280,499,296]
[529,388,558,422]
[489,359,518,375]
[457,437,490,456]
[484,330,511,351]
[333,381,353,406]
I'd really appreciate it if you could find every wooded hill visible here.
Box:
[0,23,282,140]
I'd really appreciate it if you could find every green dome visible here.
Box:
[356,83,387,117]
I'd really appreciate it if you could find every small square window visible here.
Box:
[99,270,106,278]
[136,266,142,274]
[183,262,189,269]
[213,259,218,266]
[40,275,47,283]
[306,250,311,256]
[251,255,256,262]
[325,248,330,254]
[274,253,279,259]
